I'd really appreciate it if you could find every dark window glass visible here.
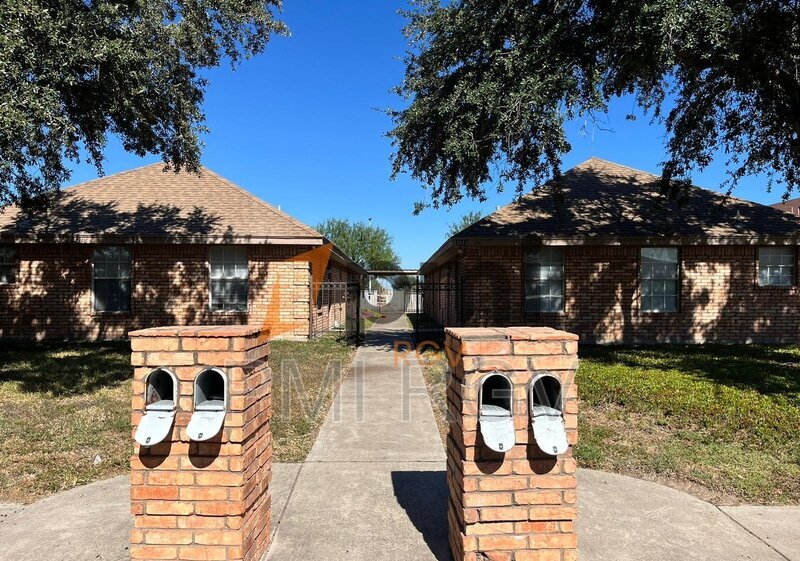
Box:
[641,248,679,312]
[758,247,794,286]
[0,246,17,284]
[524,247,564,313]
[93,247,131,312]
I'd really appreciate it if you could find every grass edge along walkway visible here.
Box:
[0,336,355,503]
[417,342,800,506]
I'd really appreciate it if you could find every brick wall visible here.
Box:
[0,243,355,340]
[446,326,578,561]
[130,325,272,561]
[426,244,800,343]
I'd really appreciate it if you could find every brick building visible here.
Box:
[421,158,800,343]
[0,164,364,340]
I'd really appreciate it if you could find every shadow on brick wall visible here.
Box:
[0,199,282,340]
[431,168,800,345]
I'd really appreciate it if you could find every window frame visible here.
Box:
[0,245,18,285]
[523,246,566,314]
[639,247,681,314]
[208,245,249,313]
[92,246,132,314]
[757,246,796,288]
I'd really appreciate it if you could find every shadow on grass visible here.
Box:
[0,341,131,396]
[581,344,800,398]
[406,313,446,347]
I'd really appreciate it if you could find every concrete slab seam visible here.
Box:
[271,463,306,542]
[715,504,792,561]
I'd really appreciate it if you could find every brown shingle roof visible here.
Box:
[421,158,800,272]
[459,158,800,239]
[0,163,321,242]
[772,198,800,217]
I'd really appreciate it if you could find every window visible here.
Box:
[210,246,248,312]
[641,248,679,312]
[93,247,131,312]
[0,246,16,284]
[524,247,564,313]
[759,247,795,286]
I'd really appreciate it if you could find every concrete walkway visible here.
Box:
[1,314,799,560]
[4,467,799,561]
[578,470,798,561]
[266,313,449,561]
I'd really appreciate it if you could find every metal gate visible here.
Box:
[310,281,363,343]
[358,271,463,343]
[410,280,462,344]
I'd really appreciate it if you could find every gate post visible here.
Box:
[445,327,579,561]
[130,326,272,561]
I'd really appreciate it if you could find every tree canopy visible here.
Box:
[447,210,483,237]
[0,0,286,211]
[317,218,401,271]
[389,0,800,212]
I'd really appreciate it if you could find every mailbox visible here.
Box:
[478,373,515,453]
[187,368,227,441]
[529,374,568,456]
[135,368,178,447]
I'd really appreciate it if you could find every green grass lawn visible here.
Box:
[0,336,355,503]
[270,336,356,462]
[0,342,133,503]
[418,344,800,505]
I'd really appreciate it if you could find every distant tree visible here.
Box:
[390,1,800,212]
[391,274,415,290]
[447,211,483,238]
[0,1,287,211]
[317,218,401,271]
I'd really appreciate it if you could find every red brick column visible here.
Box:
[446,327,579,561]
[129,326,272,561]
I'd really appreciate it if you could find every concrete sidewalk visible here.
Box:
[266,313,449,561]
[3,467,798,561]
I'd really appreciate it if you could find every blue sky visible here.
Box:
[67,1,784,269]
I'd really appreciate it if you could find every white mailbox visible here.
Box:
[529,374,568,456]
[187,368,227,442]
[134,368,178,447]
[478,373,515,453]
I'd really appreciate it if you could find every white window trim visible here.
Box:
[640,247,680,313]
[208,245,250,313]
[92,246,132,313]
[524,247,565,314]
[757,246,795,287]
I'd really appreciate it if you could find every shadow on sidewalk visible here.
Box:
[391,470,450,561]
[364,314,414,352]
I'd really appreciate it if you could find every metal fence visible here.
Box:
[309,281,363,343]
[409,280,462,344]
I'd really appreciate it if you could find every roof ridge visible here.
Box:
[571,158,774,210]
[199,167,321,238]
[573,157,659,178]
